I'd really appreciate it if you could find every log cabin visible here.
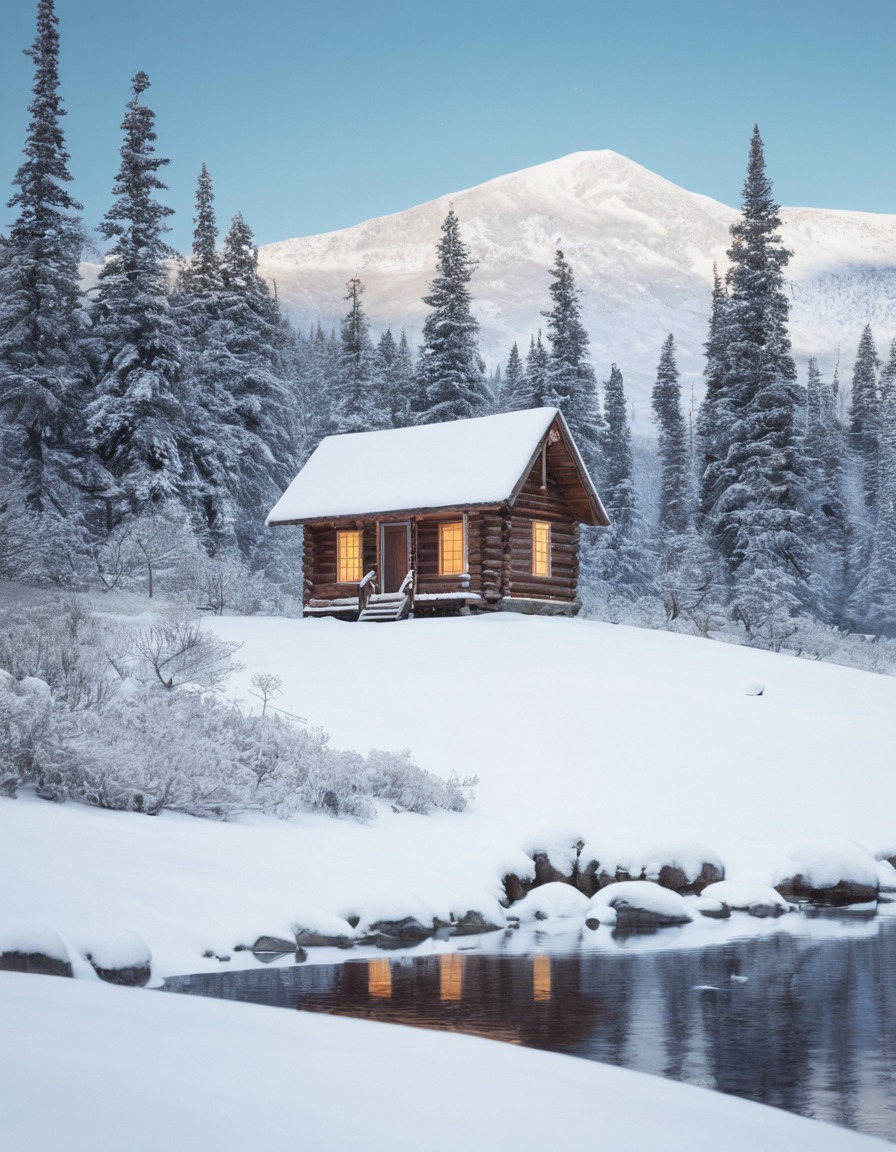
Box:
[266,407,609,621]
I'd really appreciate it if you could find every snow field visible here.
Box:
[0,971,888,1152]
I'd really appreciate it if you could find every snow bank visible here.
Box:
[0,922,69,961]
[1,973,887,1152]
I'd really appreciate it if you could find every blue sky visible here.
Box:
[1,0,894,254]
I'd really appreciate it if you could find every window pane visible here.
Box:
[532,521,550,576]
[439,521,465,575]
[337,530,363,582]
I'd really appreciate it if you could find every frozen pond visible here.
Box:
[163,916,896,1143]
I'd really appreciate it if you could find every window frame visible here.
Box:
[336,529,364,583]
[438,518,466,576]
[531,520,551,577]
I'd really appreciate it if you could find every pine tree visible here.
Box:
[848,324,880,510]
[586,363,644,592]
[502,341,531,410]
[651,334,690,540]
[703,127,810,635]
[0,0,88,580]
[415,207,488,423]
[696,266,731,525]
[804,357,848,621]
[542,248,602,473]
[525,331,549,407]
[212,211,295,559]
[334,277,381,433]
[86,71,182,519]
[178,163,221,296]
[852,340,896,634]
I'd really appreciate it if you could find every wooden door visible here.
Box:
[381,523,410,593]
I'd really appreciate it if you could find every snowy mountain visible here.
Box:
[258,150,896,413]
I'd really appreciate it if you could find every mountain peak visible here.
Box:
[258,152,896,410]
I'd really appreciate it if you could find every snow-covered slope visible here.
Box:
[258,150,896,409]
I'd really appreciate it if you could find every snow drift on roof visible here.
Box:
[267,408,564,523]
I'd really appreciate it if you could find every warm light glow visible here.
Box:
[439,521,465,575]
[532,521,551,576]
[368,958,392,998]
[533,954,551,1002]
[439,953,464,1001]
[337,530,363,582]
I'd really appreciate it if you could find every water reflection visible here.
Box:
[163,920,896,1141]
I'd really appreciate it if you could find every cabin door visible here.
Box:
[380,522,410,593]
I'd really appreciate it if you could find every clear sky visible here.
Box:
[1,0,894,255]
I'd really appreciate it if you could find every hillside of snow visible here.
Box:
[258,150,896,410]
[3,612,895,981]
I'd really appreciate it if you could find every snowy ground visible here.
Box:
[1,971,889,1152]
[3,612,896,979]
[4,611,896,1149]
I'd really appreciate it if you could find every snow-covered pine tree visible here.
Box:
[0,0,89,581]
[213,210,296,561]
[501,341,531,411]
[651,334,690,541]
[704,126,810,638]
[178,163,221,296]
[334,277,382,433]
[848,324,880,510]
[85,71,183,521]
[804,356,848,622]
[695,266,731,526]
[851,340,896,634]
[170,164,236,550]
[415,207,488,424]
[525,331,548,407]
[542,248,602,474]
[586,363,645,594]
[374,328,414,428]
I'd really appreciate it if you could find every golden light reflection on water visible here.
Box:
[439,953,464,1001]
[533,954,552,1002]
[367,958,392,998]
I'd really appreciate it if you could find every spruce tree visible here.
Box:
[696,266,731,525]
[374,328,414,428]
[542,248,602,473]
[415,207,488,423]
[86,71,183,518]
[334,277,381,433]
[587,364,644,592]
[651,334,690,540]
[213,211,295,559]
[502,341,531,410]
[805,357,848,621]
[0,0,88,579]
[525,331,549,407]
[848,324,880,510]
[703,127,810,633]
[178,163,221,296]
[852,340,896,634]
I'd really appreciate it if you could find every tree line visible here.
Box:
[1,0,894,654]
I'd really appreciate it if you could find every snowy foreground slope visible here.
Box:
[3,613,895,980]
[4,613,896,1151]
[2,972,887,1152]
[258,150,896,406]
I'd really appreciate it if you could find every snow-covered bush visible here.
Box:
[0,594,468,821]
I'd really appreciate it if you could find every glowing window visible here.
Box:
[439,521,465,575]
[337,530,363,582]
[532,521,551,576]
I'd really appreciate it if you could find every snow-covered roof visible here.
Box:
[267,408,605,524]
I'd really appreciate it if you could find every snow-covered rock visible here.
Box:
[588,881,693,929]
[773,842,880,907]
[0,923,72,977]
[702,882,794,918]
[512,882,591,924]
[877,859,896,893]
[80,929,151,986]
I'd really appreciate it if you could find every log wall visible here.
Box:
[505,459,580,603]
